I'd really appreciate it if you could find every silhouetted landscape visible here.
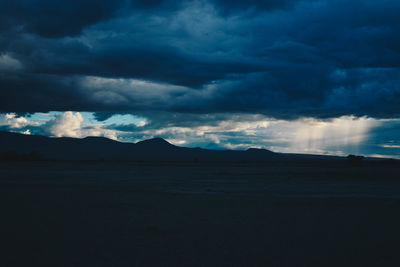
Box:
[2,0,400,265]
[1,132,400,266]
[2,131,399,164]
[0,131,316,162]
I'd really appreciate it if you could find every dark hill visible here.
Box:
[135,137,176,150]
[0,131,377,163]
[0,131,280,161]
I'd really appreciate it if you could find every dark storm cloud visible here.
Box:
[212,0,312,15]
[0,0,124,37]
[0,74,86,112]
[0,0,400,119]
[0,0,309,38]
[104,112,266,130]
[0,0,183,38]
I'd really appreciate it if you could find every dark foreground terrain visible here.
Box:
[1,160,400,267]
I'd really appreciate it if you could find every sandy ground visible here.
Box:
[1,161,400,266]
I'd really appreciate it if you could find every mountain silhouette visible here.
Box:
[0,131,349,162]
[136,137,176,149]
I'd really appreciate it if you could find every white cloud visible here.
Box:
[46,111,118,140]
[9,116,29,129]
[47,111,84,137]
[224,143,256,150]
[21,129,31,135]
[80,124,118,140]
[166,139,187,145]
[0,113,35,129]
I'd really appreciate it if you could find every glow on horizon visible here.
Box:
[0,111,399,159]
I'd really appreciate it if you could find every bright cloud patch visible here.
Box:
[0,53,23,72]
[44,111,119,140]
[288,116,379,155]
[131,115,379,156]
[46,111,84,138]
[0,112,399,158]
[103,114,148,127]
[0,113,38,129]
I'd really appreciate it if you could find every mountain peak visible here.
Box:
[136,137,173,147]
[246,147,273,153]
[83,136,115,142]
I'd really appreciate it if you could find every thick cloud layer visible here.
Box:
[0,0,399,119]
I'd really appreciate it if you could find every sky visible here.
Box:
[0,0,399,158]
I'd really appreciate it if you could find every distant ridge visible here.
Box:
[0,131,368,162]
[136,137,175,148]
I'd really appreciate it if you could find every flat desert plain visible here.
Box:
[1,160,400,266]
